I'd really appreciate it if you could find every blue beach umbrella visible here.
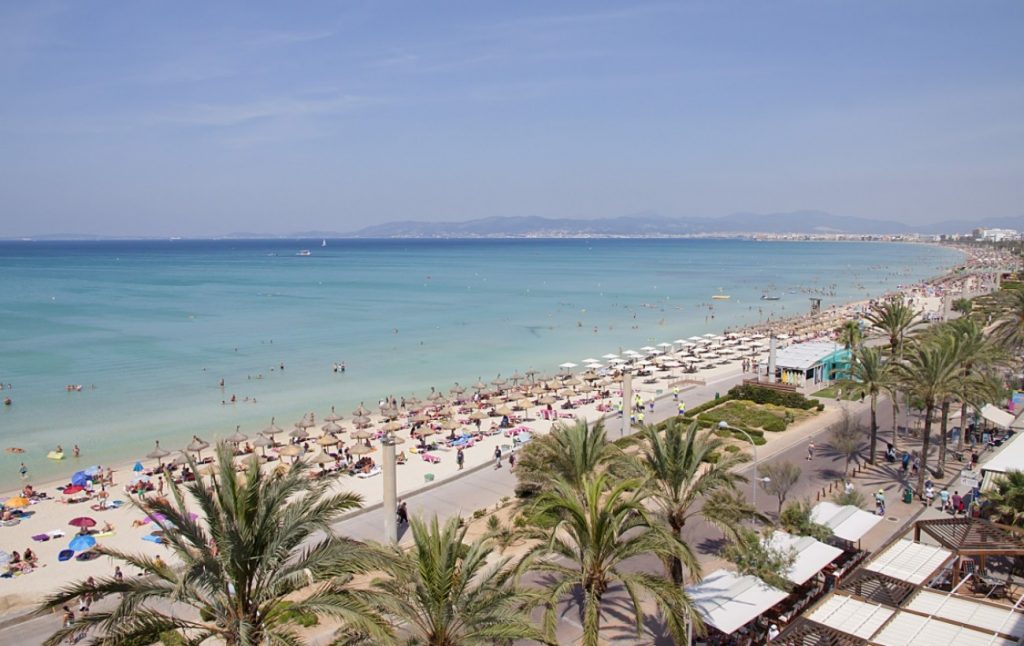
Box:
[68,535,96,552]
[83,465,102,477]
[132,461,144,473]
[70,471,89,486]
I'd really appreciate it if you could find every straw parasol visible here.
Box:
[352,415,372,429]
[449,383,465,396]
[441,418,462,431]
[469,410,488,420]
[416,427,438,438]
[226,426,248,444]
[472,378,487,391]
[289,427,309,441]
[348,443,374,456]
[324,407,343,423]
[307,449,335,465]
[383,420,403,432]
[277,445,302,459]
[495,405,513,416]
[491,375,507,387]
[261,417,284,440]
[146,441,170,466]
[538,394,557,405]
[352,402,371,418]
[317,434,339,447]
[171,451,189,466]
[187,436,210,459]
[351,429,373,440]
[321,421,342,434]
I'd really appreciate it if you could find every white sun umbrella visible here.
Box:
[673,339,688,345]
[703,333,716,338]
[584,362,603,370]
[609,357,627,364]
[687,336,703,342]
[558,362,578,369]
[582,358,600,364]
[640,345,656,352]
[602,353,619,360]
[657,342,673,349]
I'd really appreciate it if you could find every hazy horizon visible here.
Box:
[2,1,1022,237]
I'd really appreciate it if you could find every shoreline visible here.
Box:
[0,244,983,501]
[0,243,1008,614]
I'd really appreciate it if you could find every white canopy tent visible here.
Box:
[871,610,1017,645]
[904,589,1024,640]
[811,502,884,542]
[767,531,844,585]
[982,432,1024,489]
[980,403,1015,429]
[864,539,953,585]
[686,569,788,635]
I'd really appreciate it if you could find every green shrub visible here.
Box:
[727,384,818,410]
[762,417,787,433]
[816,403,825,412]
[472,509,487,519]
[723,445,740,454]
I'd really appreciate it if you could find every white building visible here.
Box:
[974,228,1020,242]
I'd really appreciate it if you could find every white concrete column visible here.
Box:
[382,440,397,543]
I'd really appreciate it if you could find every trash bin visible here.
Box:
[714,391,720,400]
[902,487,913,504]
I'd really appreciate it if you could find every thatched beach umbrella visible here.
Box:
[469,410,488,421]
[352,415,372,429]
[491,375,507,387]
[289,427,309,441]
[261,417,284,441]
[321,421,343,434]
[307,449,335,466]
[146,441,169,466]
[277,444,302,460]
[538,395,557,405]
[226,426,248,445]
[472,378,487,391]
[317,434,339,447]
[449,383,465,396]
[298,415,315,429]
[495,405,513,417]
[384,420,403,432]
[352,402,371,418]
[324,406,343,423]
[348,443,374,456]
[416,427,438,438]
[351,429,372,441]
[187,436,210,460]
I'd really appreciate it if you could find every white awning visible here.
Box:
[686,569,788,635]
[864,539,954,585]
[806,594,895,639]
[981,432,1024,477]
[871,610,1017,645]
[767,531,844,585]
[811,501,884,542]
[905,589,1024,639]
[981,404,1015,429]
[773,340,845,371]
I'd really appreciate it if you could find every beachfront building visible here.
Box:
[771,340,850,387]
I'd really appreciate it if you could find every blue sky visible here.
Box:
[1,1,1022,236]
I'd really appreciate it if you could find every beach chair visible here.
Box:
[356,466,381,479]
[422,453,441,464]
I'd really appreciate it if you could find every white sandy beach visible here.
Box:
[0,266,988,615]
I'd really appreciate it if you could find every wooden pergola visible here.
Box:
[838,569,917,607]
[913,517,1024,586]
[774,617,863,645]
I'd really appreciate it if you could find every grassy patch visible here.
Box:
[812,380,861,401]
[698,400,788,432]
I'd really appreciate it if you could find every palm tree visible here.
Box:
[945,318,1006,453]
[513,418,627,495]
[837,319,863,369]
[866,298,921,452]
[348,515,548,645]
[847,345,892,464]
[894,340,961,496]
[986,471,1024,527]
[38,442,388,646]
[633,419,750,585]
[521,474,699,646]
[992,288,1024,352]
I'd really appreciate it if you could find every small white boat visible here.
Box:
[321,239,327,247]
[296,250,312,257]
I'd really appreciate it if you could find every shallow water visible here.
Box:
[0,238,961,488]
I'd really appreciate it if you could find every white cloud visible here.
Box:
[151,93,379,128]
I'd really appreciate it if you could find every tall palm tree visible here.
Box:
[866,298,921,451]
[945,318,1007,453]
[513,418,627,495]
[346,515,549,646]
[894,340,961,496]
[38,442,387,646]
[847,345,892,464]
[992,288,1024,353]
[520,474,699,646]
[837,319,863,370]
[633,419,750,584]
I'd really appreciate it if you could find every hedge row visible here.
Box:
[727,384,821,410]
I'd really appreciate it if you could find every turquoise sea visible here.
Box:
[0,239,962,488]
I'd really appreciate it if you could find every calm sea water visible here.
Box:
[0,238,961,487]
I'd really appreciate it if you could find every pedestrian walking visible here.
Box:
[939,486,950,513]
[456,448,465,470]
[951,491,962,516]
[672,386,679,401]
[508,451,515,470]
[807,442,815,460]
[494,446,502,469]
[396,501,408,525]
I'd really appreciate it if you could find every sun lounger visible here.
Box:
[356,466,381,479]
[421,453,441,464]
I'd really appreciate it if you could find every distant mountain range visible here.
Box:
[11,211,1024,240]
[343,211,1024,238]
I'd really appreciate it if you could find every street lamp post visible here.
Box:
[381,431,399,543]
[719,421,760,515]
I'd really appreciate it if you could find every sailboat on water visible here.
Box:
[321,239,327,247]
